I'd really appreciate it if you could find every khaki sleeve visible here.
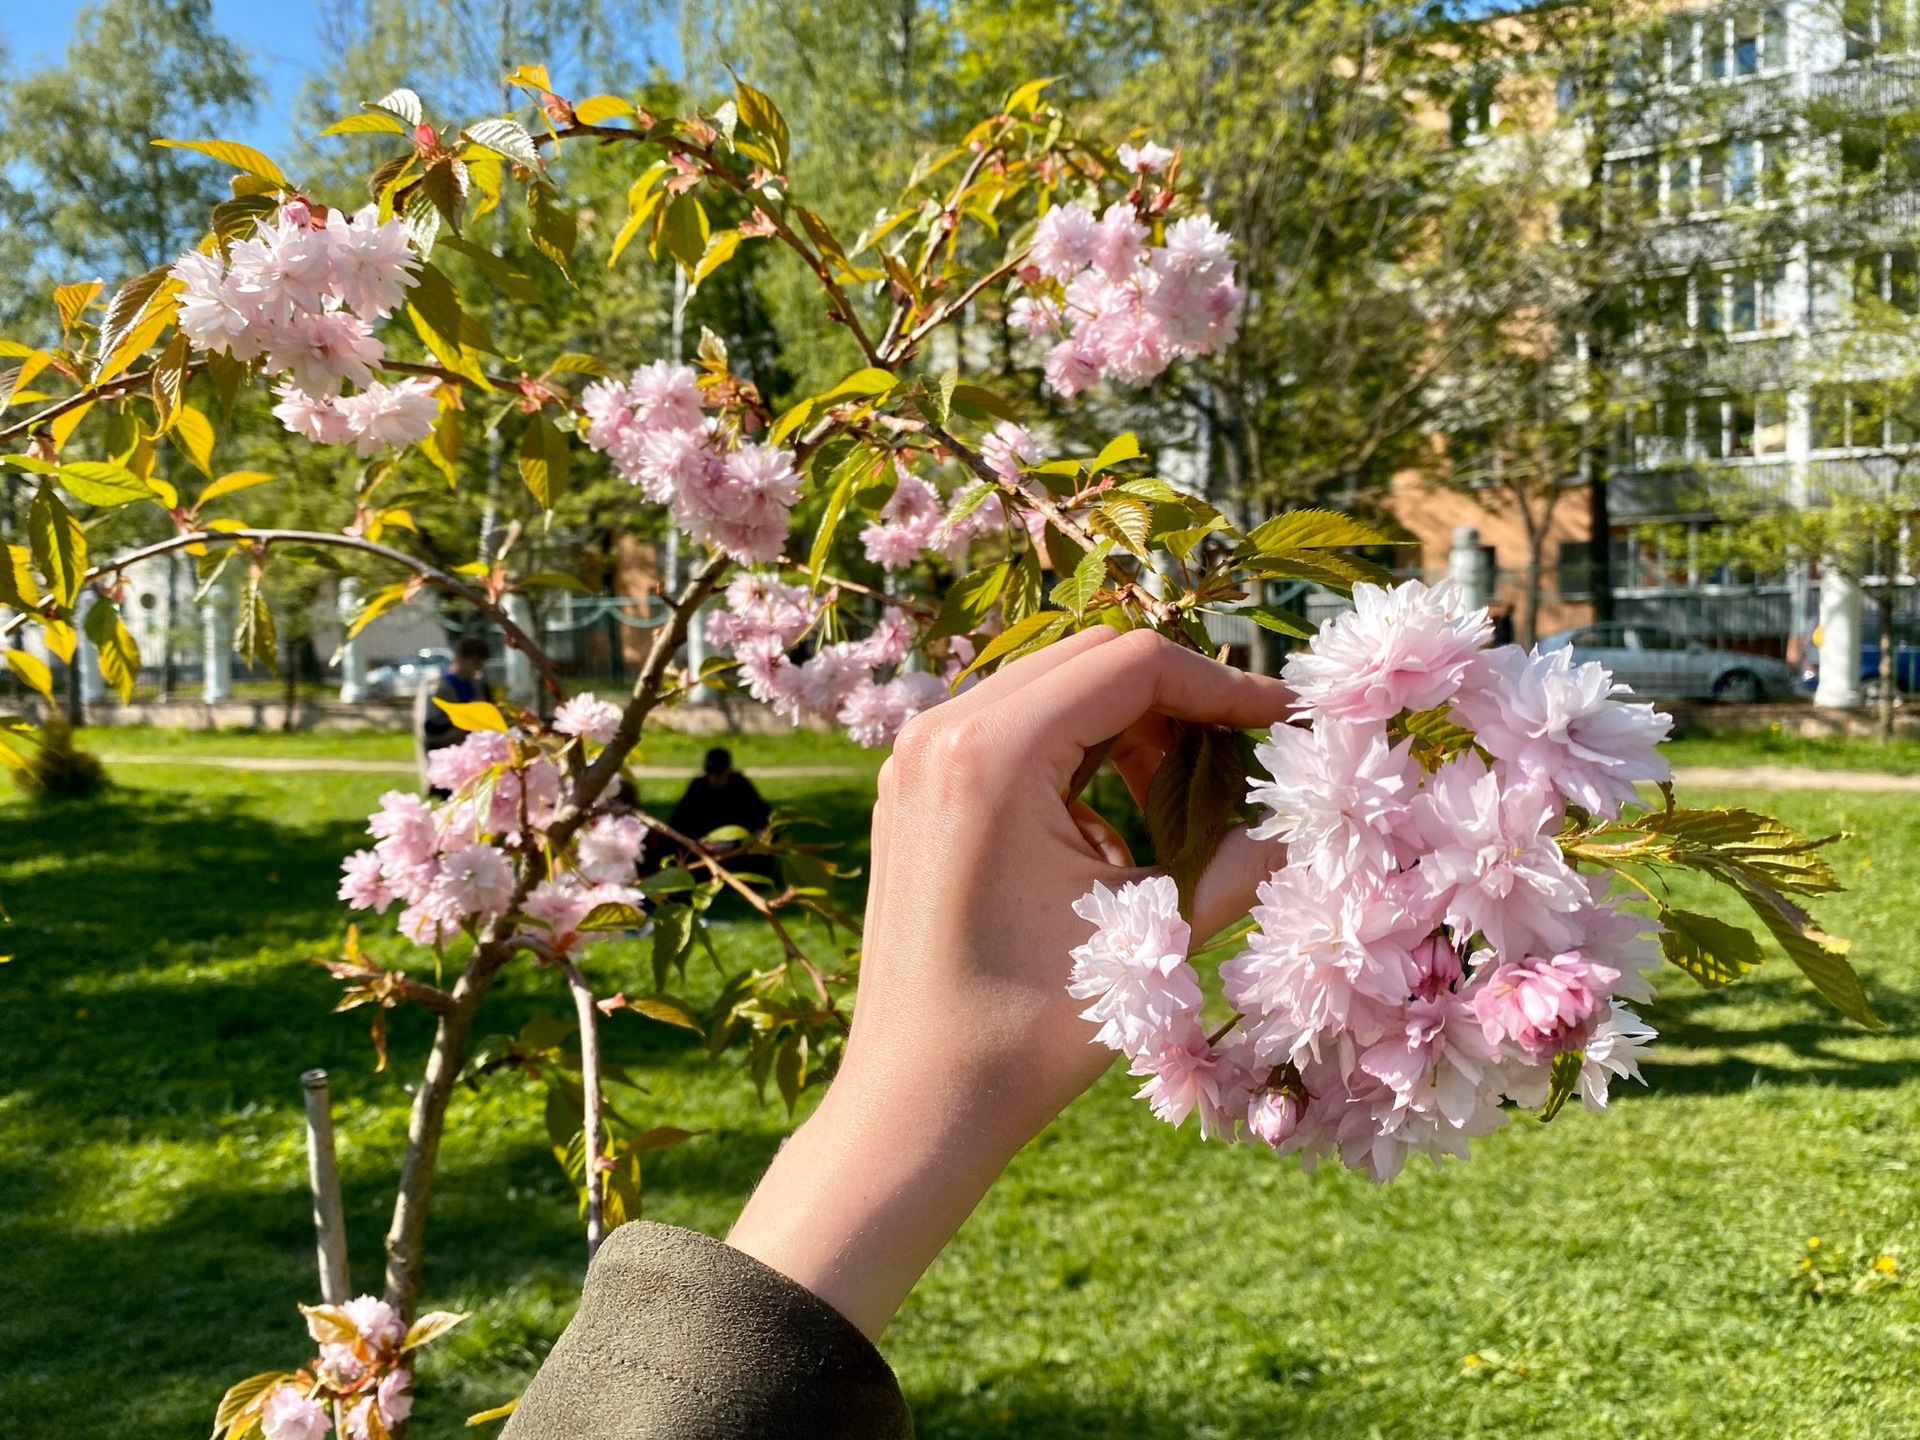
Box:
[503,1221,914,1440]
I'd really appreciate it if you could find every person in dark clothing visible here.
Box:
[505,629,1294,1440]
[669,746,772,843]
[417,635,493,796]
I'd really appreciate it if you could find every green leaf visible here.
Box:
[1090,431,1142,475]
[579,900,648,931]
[733,79,790,169]
[775,1032,808,1114]
[691,229,743,287]
[1051,538,1113,616]
[1043,523,1086,580]
[437,234,543,305]
[574,95,636,125]
[518,413,570,508]
[1004,548,1043,624]
[28,488,85,610]
[319,111,410,138]
[1238,604,1314,639]
[407,262,496,389]
[657,194,709,275]
[1735,883,1879,1027]
[1657,906,1767,987]
[152,138,287,188]
[949,383,1022,426]
[0,544,42,611]
[1395,704,1476,764]
[433,698,507,732]
[529,183,579,283]
[808,446,876,581]
[957,609,1072,681]
[234,575,277,673]
[1004,77,1058,117]
[929,563,1009,640]
[628,997,702,1034]
[197,470,274,506]
[1537,1050,1583,1121]
[5,650,53,702]
[814,367,898,405]
[56,462,152,509]
[463,117,540,169]
[84,599,140,703]
[651,905,695,990]
[1143,720,1251,916]
[346,582,410,640]
[1244,508,1398,555]
[99,265,174,365]
[608,162,670,268]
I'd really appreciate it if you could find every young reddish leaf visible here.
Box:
[1144,720,1253,917]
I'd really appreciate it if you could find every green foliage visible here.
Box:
[13,714,106,802]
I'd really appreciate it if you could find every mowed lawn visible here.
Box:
[2,726,1917,1438]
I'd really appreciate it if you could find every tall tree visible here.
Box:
[0,0,256,308]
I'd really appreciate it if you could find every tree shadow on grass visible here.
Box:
[907,1373,1342,1440]
[1634,972,1920,1098]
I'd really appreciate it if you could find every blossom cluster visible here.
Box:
[1069,579,1672,1181]
[1014,182,1242,400]
[170,200,436,453]
[258,1296,412,1440]
[707,572,947,747]
[338,725,645,955]
[580,361,801,564]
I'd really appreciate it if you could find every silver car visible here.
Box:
[364,647,452,700]
[1536,624,1792,702]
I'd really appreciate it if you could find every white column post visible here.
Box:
[687,602,713,703]
[337,579,369,703]
[203,582,233,703]
[1814,566,1865,709]
[74,590,105,707]
[1448,525,1495,612]
[504,593,537,706]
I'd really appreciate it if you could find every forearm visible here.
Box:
[727,1058,1014,1341]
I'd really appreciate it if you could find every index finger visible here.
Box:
[982,629,1293,782]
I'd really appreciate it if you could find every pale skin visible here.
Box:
[727,627,1294,1340]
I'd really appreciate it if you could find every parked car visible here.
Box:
[364,647,451,700]
[1798,632,1920,696]
[1536,624,1792,702]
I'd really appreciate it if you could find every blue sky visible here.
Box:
[2,1,326,150]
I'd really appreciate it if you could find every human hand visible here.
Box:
[727,627,1293,1337]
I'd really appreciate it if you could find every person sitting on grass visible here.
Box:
[415,635,493,798]
[504,628,1292,1440]
[645,746,777,883]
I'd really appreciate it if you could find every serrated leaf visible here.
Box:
[0,545,42,611]
[1238,603,1314,638]
[808,447,875,581]
[1093,494,1154,554]
[1246,550,1394,593]
[1537,1050,1583,1121]
[93,283,178,384]
[1657,906,1767,987]
[608,162,669,268]
[57,462,151,509]
[950,383,1022,425]
[1736,883,1878,1027]
[152,137,287,187]
[1244,508,1397,554]
[1043,523,1086,580]
[28,488,85,609]
[530,183,579,282]
[5,650,53,702]
[214,1371,291,1437]
[1004,548,1043,623]
[234,574,277,672]
[657,194,709,275]
[433,698,506,732]
[464,117,540,169]
[371,88,425,126]
[1396,703,1476,762]
[957,609,1072,681]
[1144,720,1249,916]
[929,562,1009,640]
[99,265,173,361]
[53,280,102,334]
[692,229,743,288]
[734,79,789,169]
[518,413,570,508]
[408,262,496,389]
[1052,538,1113,616]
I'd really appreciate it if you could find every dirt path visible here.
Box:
[100,754,867,780]
[1672,765,1920,793]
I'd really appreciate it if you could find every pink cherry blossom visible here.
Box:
[1131,1027,1257,1141]
[1578,1003,1656,1109]
[337,377,439,455]
[339,849,395,912]
[425,731,511,796]
[1410,755,1586,957]
[1008,294,1061,337]
[1284,579,1493,724]
[980,421,1041,480]
[552,694,621,745]
[1068,875,1202,1054]
[626,360,705,429]
[260,1385,330,1440]
[1245,1085,1305,1149]
[575,813,645,884]
[424,843,515,925]
[860,472,945,570]
[1453,644,1673,818]
[838,671,947,748]
[1469,950,1619,1060]
[1031,202,1101,281]
[707,573,819,651]
[1117,140,1176,175]
[271,385,356,445]
[1248,720,1419,880]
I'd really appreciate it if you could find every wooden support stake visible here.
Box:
[301,1068,352,1304]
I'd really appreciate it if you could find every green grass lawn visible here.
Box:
[2,735,1917,1437]
[1666,726,1920,775]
